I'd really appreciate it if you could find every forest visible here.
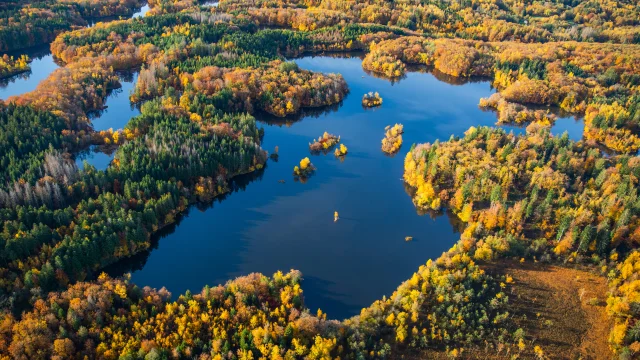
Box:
[0,0,146,52]
[0,55,29,79]
[0,0,639,358]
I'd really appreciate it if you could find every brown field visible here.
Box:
[396,261,613,359]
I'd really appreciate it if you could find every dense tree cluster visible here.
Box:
[0,250,512,359]
[218,0,640,44]
[404,125,640,354]
[381,124,403,155]
[0,105,76,194]
[363,37,492,79]
[0,55,29,79]
[240,7,349,31]
[0,0,145,52]
[405,125,640,259]
[608,251,640,356]
[50,12,403,65]
[361,91,382,108]
[60,0,144,17]
[362,36,640,153]
[308,132,339,154]
[147,0,199,15]
[135,61,348,117]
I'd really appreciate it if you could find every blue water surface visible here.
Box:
[111,54,566,320]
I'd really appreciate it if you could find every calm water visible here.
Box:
[1,3,147,100]
[75,146,117,171]
[104,54,584,320]
[1,44,585,319]
[77,70,140,169]
[551,115,584,141]
[133,4,150,18]
[0,46,60,100]
[90,70,141,131]
[87,2,149,27]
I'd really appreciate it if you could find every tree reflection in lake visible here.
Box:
[104,53,586,320]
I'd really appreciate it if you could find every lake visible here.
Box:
[103,54,584,320]
[1,41,584,319]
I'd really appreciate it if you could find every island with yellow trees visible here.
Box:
[362,91,383,108]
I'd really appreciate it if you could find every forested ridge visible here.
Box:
[0,0,639,358]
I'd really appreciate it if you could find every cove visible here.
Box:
[0,2,149,100]
[0,46,60,100]
[75,146,118,172]
[89,70,141,132]
[104,54,583,320]
[76,70,141,170]
[0,6,145,171]
[87,2,150,27]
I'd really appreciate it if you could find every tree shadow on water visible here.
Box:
[100,165,268,279]
[256,101,344,127]
[301,275,362,321]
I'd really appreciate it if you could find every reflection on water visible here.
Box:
[87,2,149,27]
[550,114,584,142]
[115,54,522,320]
[75,146,116,171]
[257,102,344,127]
[103,167,268,276]
[0,46,61,100]
[90,70,141,131]
[133,3,150,18]
[79,70,140,169]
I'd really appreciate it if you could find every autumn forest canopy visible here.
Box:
[0,0,639,359]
